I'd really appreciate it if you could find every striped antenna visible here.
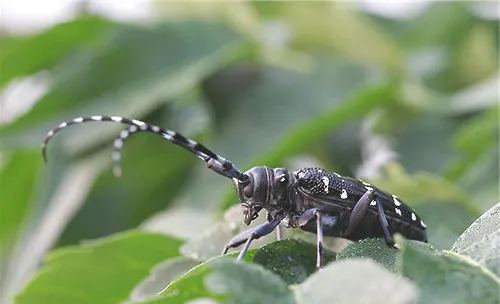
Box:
[42,115,247,181]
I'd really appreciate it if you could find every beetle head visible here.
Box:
[234,166,294,225]
[233,166,272,225]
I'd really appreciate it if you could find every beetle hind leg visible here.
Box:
[345,190,395,247]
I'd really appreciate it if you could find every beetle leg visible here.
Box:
[276,224,283,241]
[298,208,338,269]
[268,212,283,240]
[345,190,395,247]
[345,189,374,235]
[222,217,282,260]
[375,197,395,247]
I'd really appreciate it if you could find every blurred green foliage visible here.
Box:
[0,2,498,304]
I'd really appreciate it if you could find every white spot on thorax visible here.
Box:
[370,200,377,206]
[321,176,329,193]
[151,125,160,133]
[47,130,54,137]
[420,220,427,228]
[392,195,402,206]
[395,208,402,216]
[411,213,417,221]
[340,189,348,199]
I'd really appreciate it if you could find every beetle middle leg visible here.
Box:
[298,208,338,269]
[222,217,282,260]
[345,189,395,247]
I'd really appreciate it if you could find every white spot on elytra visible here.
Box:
[370,200,377,206]
[279,176,286,182]
[58,122,67,128]
[421,220,427,228]
[395,208,402,216]
[393,195,402,206]
[73,117,83,123]
[321,176,329,193]
[47,130,54,137]
[340,189,348,199]
[411,213,417,221]
[111,116,122,122]
[91,115,102,121]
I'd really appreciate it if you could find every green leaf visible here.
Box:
[451,203,500,277]
[0,16,114,87]
[180,205,279,261]
[130,256,200,302]
[417,201,478,249]
[449,108,498,177]
[253,2,403,72]
[253,239,335,284]
[0,21,246,148]
[391,114,459,176]
[16,231,182,304]
[157,258,294,304]
[0,150,42,251]
[397,238,500,304]
[336,238,397,271]
[295,258,418,304]
[449,107,499,210]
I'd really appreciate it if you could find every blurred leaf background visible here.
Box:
[0,1,498,303]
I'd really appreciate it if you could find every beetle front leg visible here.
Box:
[222,217,282,260]
[298,208,338,269]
